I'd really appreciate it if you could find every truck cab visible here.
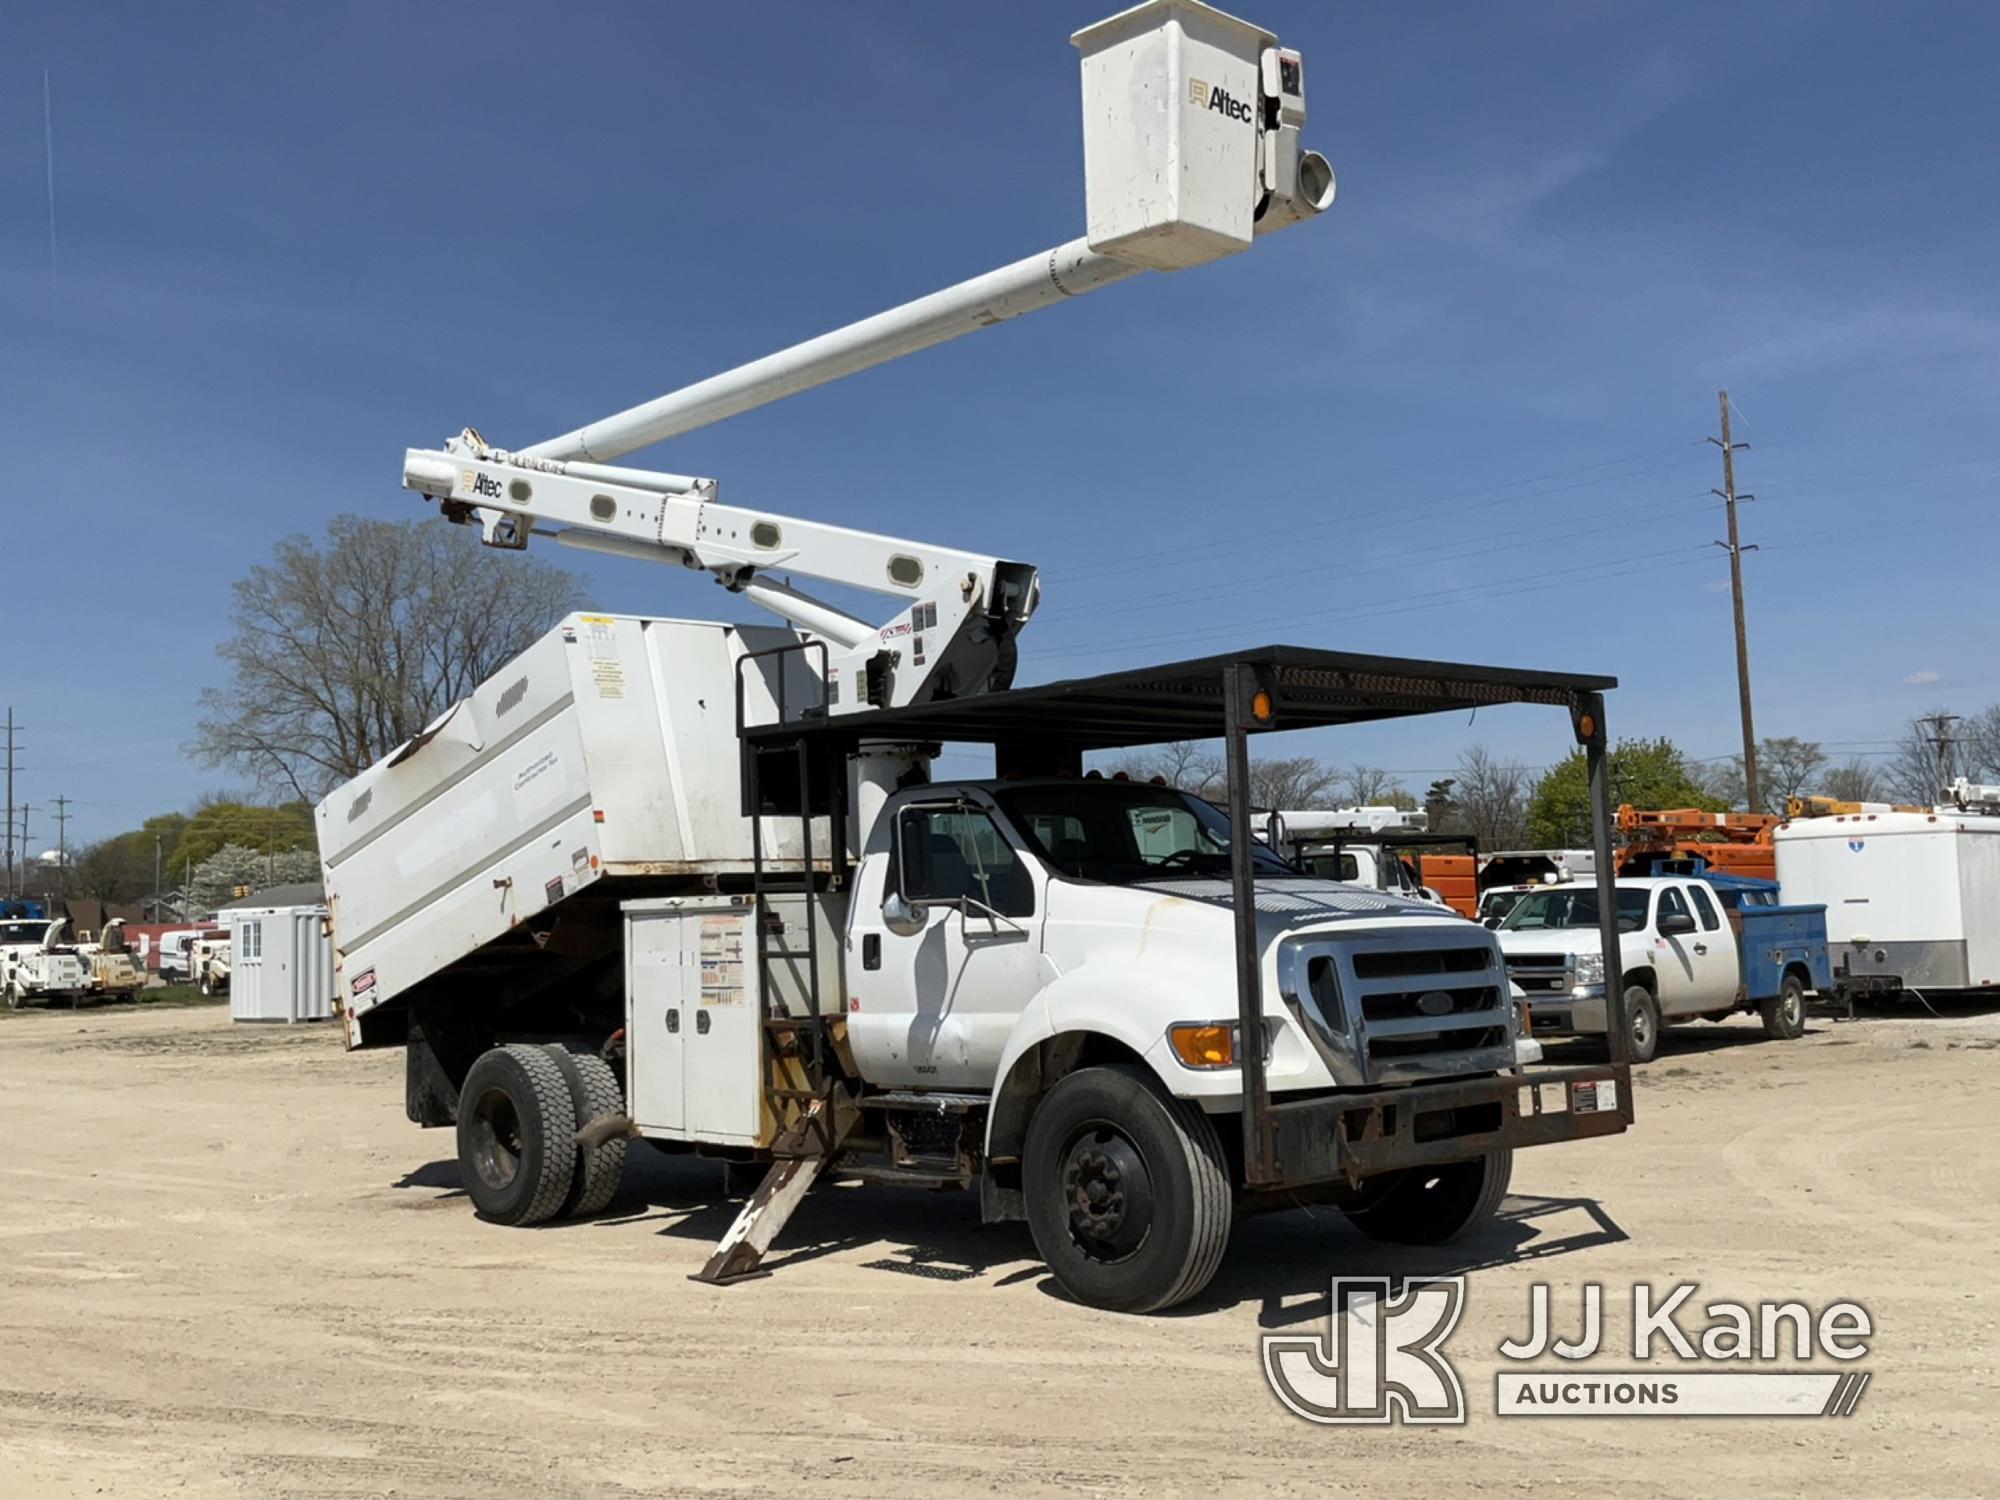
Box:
[841,779,1521,1096]
[1493,875,1824,1062]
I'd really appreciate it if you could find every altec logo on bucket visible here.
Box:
[1187,76,1254,123]
[1264,1279,1874,1424]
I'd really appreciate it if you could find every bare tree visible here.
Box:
[1819,758,1884,804]
[1448,744,1530,848]
[1757,736,1828,813]
[1336,776,1416,812]
[191,517,586,801]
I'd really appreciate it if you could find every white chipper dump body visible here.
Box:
[319,615,821,1039]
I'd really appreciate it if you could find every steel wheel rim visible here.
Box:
[469,1086,524,1192]
[1059,1120,1154,1264]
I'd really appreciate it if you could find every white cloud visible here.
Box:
[1902,670,1942,687]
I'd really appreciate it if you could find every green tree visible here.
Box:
[1527,737,1723,847]
[168,799,316,873]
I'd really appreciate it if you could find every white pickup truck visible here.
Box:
[1494,876,1825,1062]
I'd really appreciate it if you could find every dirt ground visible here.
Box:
[2,1001,1995,1498]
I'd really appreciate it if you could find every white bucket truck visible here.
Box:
[321,1,1635,1312]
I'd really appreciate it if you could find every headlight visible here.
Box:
[1572,952,1605,986]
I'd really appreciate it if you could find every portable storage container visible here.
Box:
[227,905,335,1023]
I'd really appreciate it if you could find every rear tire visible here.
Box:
[456,1044,576,1226]
[543,1044,628,1219]
[1342,1149,1513,1244]
[1022,1064,1231,1314]
[1761,973,1807,1040]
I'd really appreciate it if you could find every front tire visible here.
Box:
[1023,1065,1231,1314]
[1343,1149,1513,1244]
[1761,973,1807,1040]
[456,1044,577,1226]
[1616,984,1661,1064]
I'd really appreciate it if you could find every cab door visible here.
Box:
[847,800,1045,1089]
[1654,883,1735,1017]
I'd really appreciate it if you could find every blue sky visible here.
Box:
[3,1,1996,844]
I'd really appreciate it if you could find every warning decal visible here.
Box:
[699,914,745,1007]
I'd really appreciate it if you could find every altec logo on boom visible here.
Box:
[1187,76,1254,123]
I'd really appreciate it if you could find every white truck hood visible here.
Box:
[1130,876,1469,941]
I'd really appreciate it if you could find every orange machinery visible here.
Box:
[1614,805,1777,881]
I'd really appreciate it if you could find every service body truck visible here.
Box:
[322,0,1634,1313]
[1495,876,1830,1062]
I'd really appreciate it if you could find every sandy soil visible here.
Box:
[1,1000,1995,1498]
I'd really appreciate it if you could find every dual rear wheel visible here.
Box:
[456,1043,628,1226]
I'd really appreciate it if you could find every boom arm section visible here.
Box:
[404,437,1036,713]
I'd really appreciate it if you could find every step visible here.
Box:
[861,1091,990,1115]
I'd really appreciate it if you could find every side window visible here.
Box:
[896,807,1035,918]
[1656,888,1689,928]
[1688,885,1721,932]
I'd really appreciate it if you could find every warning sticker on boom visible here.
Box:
[699,915,745,1006]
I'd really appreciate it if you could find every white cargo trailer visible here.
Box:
[227,904,337,1022]
[1775,809,2000,993]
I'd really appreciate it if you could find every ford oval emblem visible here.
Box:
[1417,990,1454,1017]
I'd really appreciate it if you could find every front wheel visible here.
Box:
[1023,1065,1232,1314]
[1761,973,1807,1040]
[1613,984,1661,1064]
[1343,1149,1513,1244]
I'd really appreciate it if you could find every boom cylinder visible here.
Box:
[522,238,1142,464]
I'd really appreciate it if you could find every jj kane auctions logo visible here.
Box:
[1187,76,1255,123]
[1265,1278,1873,1424]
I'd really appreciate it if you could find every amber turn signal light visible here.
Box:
[1168,1022,1235,1068]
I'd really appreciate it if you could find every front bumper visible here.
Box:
[1258,1063,1632,1189]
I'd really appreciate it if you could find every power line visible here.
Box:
[1035,543,1721,663]
[1038,490,1719,624]
[1046,446,1709,584]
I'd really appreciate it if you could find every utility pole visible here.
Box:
[154,834,163,922]
[52,795,70,886]
[3,707,18,899]
[1709,392,1759,811]
[1920,713,1960,796]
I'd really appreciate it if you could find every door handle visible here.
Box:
[665,1008,679,1034]
[696,1010,711,1035]
[1692,943,1708,955]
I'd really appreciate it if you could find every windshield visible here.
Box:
[0,921,49,945]
[1501,887,1651,933]
[996,784,1297,884]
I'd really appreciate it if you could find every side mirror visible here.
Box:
[1482,916,1503,929]
[882,891,929,938]
[1658,911,1697,937]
